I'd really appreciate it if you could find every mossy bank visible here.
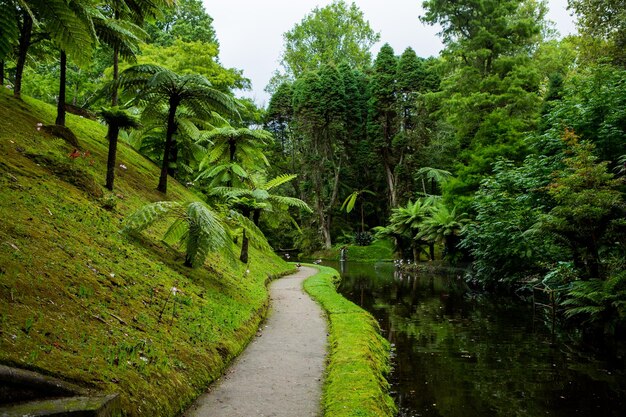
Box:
[304,265,397,417]
[0,89,292,416]
[312,239,395,262]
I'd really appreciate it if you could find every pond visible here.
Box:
[325,261,626,417]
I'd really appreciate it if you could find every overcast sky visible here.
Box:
[202,0,577,107]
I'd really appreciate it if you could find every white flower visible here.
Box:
[171,287,179,295]
[119,164,127,170]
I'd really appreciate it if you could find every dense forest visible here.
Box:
[1,0,625,338]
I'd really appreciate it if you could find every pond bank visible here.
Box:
[304,265,396,417]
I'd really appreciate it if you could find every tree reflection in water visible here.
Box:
[330,261,626,417]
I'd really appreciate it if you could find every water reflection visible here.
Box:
[327,261,626,417]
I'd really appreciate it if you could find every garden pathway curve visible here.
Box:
[184,266,326,417]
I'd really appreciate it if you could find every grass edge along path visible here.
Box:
[303,265,397,417]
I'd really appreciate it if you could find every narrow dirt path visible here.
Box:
[184,266,326,417]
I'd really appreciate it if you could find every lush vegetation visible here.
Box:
[2,0,626,414]
[264,0,626,339]
[303,265,396,417]
[0,89,292,416]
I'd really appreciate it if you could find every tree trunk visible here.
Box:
[586,239,601,279]
[14,10,33,100]
[253,208,261,226]
[55,50,67,126]
[383,159,397,208]
[0,60,4,86]
[239,207,252,264]
[412,246,419,263]
[158,99,179,193]
[105,125,120,191]
[429,243,435,260]
[321,216,332,250]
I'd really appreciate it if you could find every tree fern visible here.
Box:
[120,201,182,234]
[185,202,231,267]
[121,201,233,268]
[35,0,96,64]
[563,273,626,333]
[227,209,273,253]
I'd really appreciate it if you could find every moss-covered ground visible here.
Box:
[0,88,292,416]
[303,265,397,417]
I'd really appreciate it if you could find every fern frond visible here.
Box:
[269,195,312,212]
[228,210,273,252]
[264,174,297,191]
[35,0,95,64]
[120,201,182,234]
[185,202,231,267]
[0,1,19,60]
[163,218,187,245]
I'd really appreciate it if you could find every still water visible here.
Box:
[326,261,626,417]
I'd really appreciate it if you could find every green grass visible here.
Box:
[303,265,397,417]
[0,88,293,416]
[313,239,395,262]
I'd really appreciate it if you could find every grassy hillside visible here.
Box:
[0,88,292,416]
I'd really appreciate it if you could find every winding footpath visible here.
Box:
[184,266,327,417]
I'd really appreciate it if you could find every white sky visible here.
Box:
[202,0,577,107]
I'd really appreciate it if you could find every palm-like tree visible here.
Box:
[196,125,272,187]
[99,106,141,191]
[341,188,375,232]
[120,64,236,193]
[375,198,435,261]
[415,167,452,196]
[211,173,312,263]
[417,204,468,260]
[0,0,96,99]
[120,200,232,268]
[101,0,174,105]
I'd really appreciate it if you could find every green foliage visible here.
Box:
[542,64,626,163]
[460,155,564,286]
[303,265,396,417]
[568,0,626,65]
[563,271,626,335]
[121,200,232,268]
[417,203,468,259]
[0,90,291,417]
[147,0,218,46]
[541,132,625,278]
[278,0,380,79]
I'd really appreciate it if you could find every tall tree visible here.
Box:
[568,0,626,65]
[422,0,548,211]
[275,0,379,81]
[120,64,236,194]
[368,44,399,208]
[147,0,218,46]
[292,64,346,248]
